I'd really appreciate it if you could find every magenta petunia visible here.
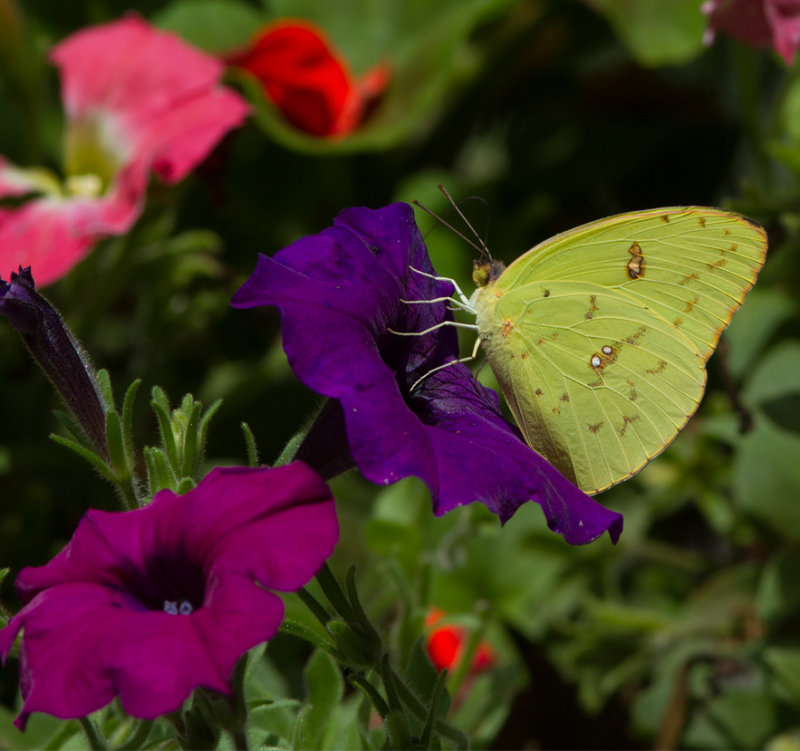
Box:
[0,463,338,729]
[0,17,249,286]
[232,203,622,545]
[702,0,800,64]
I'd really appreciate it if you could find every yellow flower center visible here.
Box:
[63,113,124,195]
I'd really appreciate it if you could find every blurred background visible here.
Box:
[1,0,800,748]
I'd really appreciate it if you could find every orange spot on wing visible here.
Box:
[645,360,668,375]
[684,294,700,313]
[624,325,648,346]
[584,295,599,320]
[619,414,640,436]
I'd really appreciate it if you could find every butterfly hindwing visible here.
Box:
[475,280,706,493]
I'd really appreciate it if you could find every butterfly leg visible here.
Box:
[408,354,477,392]
[399,295,476,314]
[387,320,479,337]
[408,266,474,308]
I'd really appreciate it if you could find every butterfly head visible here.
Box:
[472,259,505,289]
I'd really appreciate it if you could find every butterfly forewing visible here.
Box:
[495,208,767,363]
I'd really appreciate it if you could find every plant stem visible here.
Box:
[79,716,107,751]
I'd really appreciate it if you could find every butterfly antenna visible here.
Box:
[412,199,485,256]
[437,184,494,263]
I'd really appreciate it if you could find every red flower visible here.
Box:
[228,20,389,137]
[703,0,800,64]
[425,609,495,674]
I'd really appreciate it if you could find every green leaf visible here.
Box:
[743,340,800,405]
[384,709,413,751]
[197,399,223,460]
[364,519,423,572]
[180,401,202,478]
[772,72,800,170]
[279,618,335,654]
[756,548,800,629]
[764,647,800,705]
[105,409,128,477]
[683,677,776,750]
[241,422,259,467]
[120,379,141,468]
[586,0,707,67]
[741,340,800,433]
[96,368,114,411]
[144,446,178,496]
[52,409,97,452]
[405,637,444,706]
[49,433,116,484]
[724,289,797,380]
[0,706,80,750]
[733,415,800,540]
[153,0,266,54]
[150,387,178,469]
[298,650,343,749]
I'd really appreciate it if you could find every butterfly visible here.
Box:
[459,206,767,495]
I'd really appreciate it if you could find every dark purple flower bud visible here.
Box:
[0,463,339,728]
[0,266,108,457]
[232,203,623,545]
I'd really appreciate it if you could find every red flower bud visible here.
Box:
[228,20,389,137]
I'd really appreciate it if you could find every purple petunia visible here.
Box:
[0,463,338,729]
[232,203,622,545]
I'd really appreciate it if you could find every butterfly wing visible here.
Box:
[495,207,767,363]
[473,207,767,494]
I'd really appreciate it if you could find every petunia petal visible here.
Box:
[52,17,224,127]
[233,203,622,544]
[0,199,94,286]
[0,464,338,726]
[2,584,150,728]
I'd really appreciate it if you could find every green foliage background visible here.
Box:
[1,0,800,748]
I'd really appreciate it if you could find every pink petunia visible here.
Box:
[0,17,249,286]
[703,0,800,64]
